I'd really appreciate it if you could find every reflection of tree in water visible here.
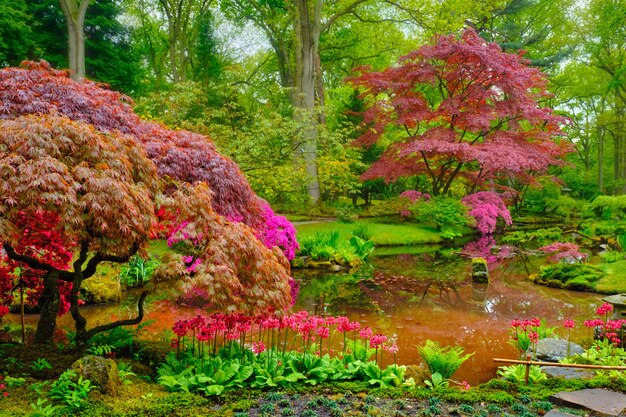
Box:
[294,267,380,316]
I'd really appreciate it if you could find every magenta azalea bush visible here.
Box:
[462,191,512,235]
[256,203,299,260]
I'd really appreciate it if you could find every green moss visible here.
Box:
[81,273,122,304]
[532,263,605,292]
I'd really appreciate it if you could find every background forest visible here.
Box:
[2,0,625,211]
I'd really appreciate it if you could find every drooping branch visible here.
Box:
[78,291,149,342]
[82,242,141,280]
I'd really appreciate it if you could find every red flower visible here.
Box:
[563,319,575,329]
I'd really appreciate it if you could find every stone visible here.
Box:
[549,388,626,417]
[71,355,122,396]
[541,366,595,380]
[535,338,584,362]
[471,258,488,283]
[81,275,122,304]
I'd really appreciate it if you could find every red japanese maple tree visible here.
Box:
[0,114,158,343]
[0,61,297,259]
[349,29,571,196]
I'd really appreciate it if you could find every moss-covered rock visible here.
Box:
[471,257,489,283]
[81,274,122,304]
[71,355,122,395]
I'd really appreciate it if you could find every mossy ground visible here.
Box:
[595,259,626,294]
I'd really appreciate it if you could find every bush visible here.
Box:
[119,256,160,289]
[531,263,605,292]
[410,198,469,239]
[335,203,358,223]
[587,195,626,220]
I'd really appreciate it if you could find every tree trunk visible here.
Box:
[598,125,604,193]
[58,0,89,80]
[293,0,321,204]
[69,274,88,345]
[33,271,61,344]
[615,94,625,194]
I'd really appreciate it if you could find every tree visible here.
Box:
[0,0,34,66]
[0,113,158,343]
[0,61,297,342]
[58,0,90,79]
[349,29,571,196]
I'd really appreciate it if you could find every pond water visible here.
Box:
[10,243,604,385]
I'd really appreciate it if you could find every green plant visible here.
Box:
[497,365,547,384]
[336,203,358,223]
[600,251,625,263]
[31,358,52,371]
[349,236,375,261]
[417,340,474,380]
[49,369,93,410]
[352,224,373,241]
[86,344,115,356]
[410,198,469,239]
[118,362,137,384]
[424,372,449,390]
[119,255,160,288]
[5,375,26,387]
[30,398,58,417]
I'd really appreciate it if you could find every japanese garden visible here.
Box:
[2,1,626,416]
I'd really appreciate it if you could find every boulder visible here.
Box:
[535,338,584,362]
[71,355,122,396]
[541,366,595,380]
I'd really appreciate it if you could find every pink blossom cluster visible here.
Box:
[461,191,512,235]
[582,302,625,345]
[256,203,299,260]
[170,311,398,360]
[539,242,588,263]
[0,305,9,319]
[0,376,8,397]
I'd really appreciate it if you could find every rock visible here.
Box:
[549,388,626,416]
[71,355,122,396]
[81,274,122,304]
[535,338,584,362]
[544,411,579,417]
[471,258,488,283]
[330,264,342,272]
[541,366,595,380]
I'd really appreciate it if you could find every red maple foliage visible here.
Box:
[348,29,572,196]
[0,61,297,258]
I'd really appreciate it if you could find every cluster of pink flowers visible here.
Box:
[510,317,541,358]
[461,191,512,235]
[583,303,625,345]
[170,311,398,363]
[256,203,299,260]
[539,242,588,263]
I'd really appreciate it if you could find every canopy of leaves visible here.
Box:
[0,61,297,259]
[349,29,571,196]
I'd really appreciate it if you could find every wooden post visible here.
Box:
[524,355,531,384]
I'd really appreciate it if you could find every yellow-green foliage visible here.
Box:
[81,268,122,304]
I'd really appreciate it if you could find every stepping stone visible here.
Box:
[541,365,595,380]
[545,411,578,417]
[549,388,626,416]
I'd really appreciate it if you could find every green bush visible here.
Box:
[119,256,160,289]
[410,198,469,239]
[587,195,626,220]
[335,203,358,223]
[532,263,605,292]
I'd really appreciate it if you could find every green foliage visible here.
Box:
[544,195,585,220]
[335,203,358,223]
[417,340,474,380]
[497,365,547,384]
[532,263,605,291]
[49,369,93,410]
[31,358,52,371]
[119,256,160,289]
[500,228,563,248]
[410,198,469,239]
[352,224,373,241]
[86,344,115,356]
[424,372,449,390]
[349,236,375,261]
[587,195,626,220]
[29,398,58,417]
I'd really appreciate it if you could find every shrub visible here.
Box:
[335,203,358,223]
[119,256,160,289]
[410,198,469,239]
[461,192,512,235]
[531,263,605,292]
[587,195,626,220]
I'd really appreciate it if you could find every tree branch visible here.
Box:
[3,243,59,274]
[78,291,149,342]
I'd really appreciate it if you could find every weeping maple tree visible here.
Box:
[349,29,572,196]
[0,113,158,343]
[0,61,298,259]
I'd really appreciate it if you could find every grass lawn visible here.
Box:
[295,218,445,246]
[595,259,626,294]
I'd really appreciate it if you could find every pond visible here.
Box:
[10,243,603,385]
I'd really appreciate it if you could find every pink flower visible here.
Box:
[384,342,399,354]
[596,303,613,316]
[170,338,179,349]
[370,334,388,349]
[0,305,9,317]
[316,326,330,339]
[359,327,373,340]
[511,319,522,328]
[459,381,470,391]
[252,341,266,354]
[563,319,575,329]
[2,392,7,397]
[172,320,189,337]
[528,331,539,344]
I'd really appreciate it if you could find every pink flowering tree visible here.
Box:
[462,192,513,235]
[539,242,588,263]
[348,29,571,196]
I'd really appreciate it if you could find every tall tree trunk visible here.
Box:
[598,125,604,193]
[58,0,90,80]
[615,94,625,194]
[34,271,61,344]
[293,0,322,204]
